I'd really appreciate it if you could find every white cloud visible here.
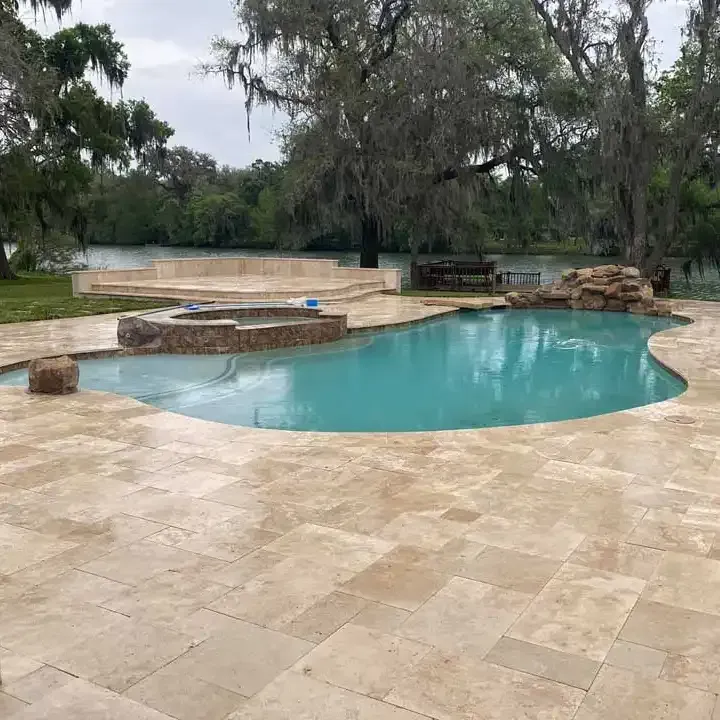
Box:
[121,37,196,69]
[648,0,688,71]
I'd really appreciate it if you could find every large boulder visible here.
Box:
[593,264,621,278]
[605,298,627,312]
[537,288,571,300]
[583,284,608,294]
[582,291,607,310]
[117,316,162,348]
[28,355,78,395]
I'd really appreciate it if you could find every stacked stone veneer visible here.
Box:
[117,306,347,354]
[506,265,669,315]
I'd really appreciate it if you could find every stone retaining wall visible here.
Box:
[506,265,670,315]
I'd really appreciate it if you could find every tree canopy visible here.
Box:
[0,0,172,278]
[198,0,720,270]
[3,0,720,276]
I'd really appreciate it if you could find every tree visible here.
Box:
[648,33,720,269]
[82,155,293,249]
[0,0,173,279]
[207,0,566,267]
[147,146,218,205]
[530,0,720,270]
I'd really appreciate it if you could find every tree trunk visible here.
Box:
[626,180,649,270]
[359,214,380,268]
[644,175,679,273]
[409,241,420,290]
[0,240,16,280]
[617,179,648,271]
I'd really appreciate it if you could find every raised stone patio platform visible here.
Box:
[3,296,720,719]
[72,257,401,304]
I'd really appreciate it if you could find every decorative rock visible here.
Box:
[504,264,663,315]
[576,273,596,285]
[582,292,607,310]
[117,316,162,348]
[583,284,608,294]
[28,355,78,395]
[606,274,626,285]
[593,265,621,277]
[605,299,627,312]
[538,289,571,300]
[641,294,655,307]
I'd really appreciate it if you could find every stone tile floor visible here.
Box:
[1,297,720,718]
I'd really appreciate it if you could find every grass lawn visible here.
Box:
[0,274,169,324]
[401,289,493,298]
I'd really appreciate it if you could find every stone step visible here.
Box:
[84,281,387,304]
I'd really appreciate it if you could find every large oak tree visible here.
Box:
[209,0,572,267]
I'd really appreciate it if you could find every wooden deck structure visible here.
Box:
[651,265,671,296]
[410,260,541,294]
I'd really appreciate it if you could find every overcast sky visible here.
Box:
[37,0,688,169]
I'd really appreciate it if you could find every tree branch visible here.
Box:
[361,0,412,83]
[435,149,519,183]
[530,0,592,89]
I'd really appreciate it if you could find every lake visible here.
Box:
[5,243,719,299]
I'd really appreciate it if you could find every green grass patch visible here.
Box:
[0,274,168,324]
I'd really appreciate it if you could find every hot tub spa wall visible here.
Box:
[117,307,347,355]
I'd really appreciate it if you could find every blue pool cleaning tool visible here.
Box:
[306,298,319,308]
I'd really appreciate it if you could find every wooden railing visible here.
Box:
[651,265,671,296]
[412,260,498,292]
[497,271,542,287]
[411,261,542,293]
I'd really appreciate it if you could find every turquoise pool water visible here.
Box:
[0,310,685,432]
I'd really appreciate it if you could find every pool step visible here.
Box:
[84,279,387,304]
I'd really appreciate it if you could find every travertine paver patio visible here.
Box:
[0,294,463,367]
[1,296,720,718]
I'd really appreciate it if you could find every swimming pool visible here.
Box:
[0,310,685,432]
